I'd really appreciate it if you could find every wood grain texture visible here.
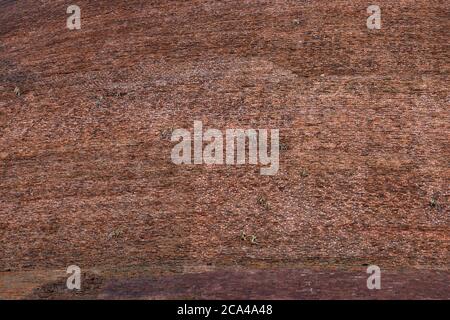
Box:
[0,0,448,298]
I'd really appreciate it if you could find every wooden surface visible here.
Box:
[0,0,448,299]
